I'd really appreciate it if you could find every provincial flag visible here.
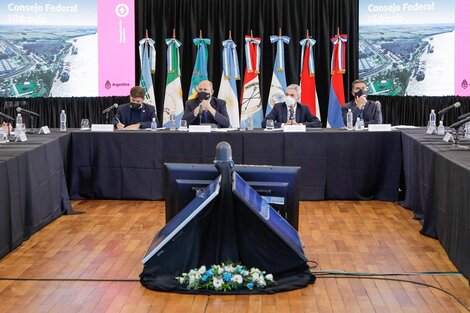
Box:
[188,37,211,100]
[266,35,290,116]
[139,37,156,107]
[327,32,348,128]
[218,38,240,128]
[300,37,320,119]
[163,37,184,127]
[240,35,263,128]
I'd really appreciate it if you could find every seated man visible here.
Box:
[341,79,382,127]
[182,80,230,128]
[113,86,158,129]
[261,84,321,128]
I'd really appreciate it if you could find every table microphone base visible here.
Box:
[450,144,470,151]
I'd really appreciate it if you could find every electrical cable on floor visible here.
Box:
[313,272,470,312]
[0,277,139,282]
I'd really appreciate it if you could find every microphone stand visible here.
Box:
[450,126,470,151]
[105,111,110,124]
[26,115,37,134]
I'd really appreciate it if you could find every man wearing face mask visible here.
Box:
[182,80,230,128]
[261,84,321,128]
[341,79,382,127]
[113,86,158,129]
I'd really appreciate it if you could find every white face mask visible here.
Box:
[284,96,296,107]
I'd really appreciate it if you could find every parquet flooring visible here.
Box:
[0,200,468,312]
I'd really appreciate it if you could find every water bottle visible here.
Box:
[355,117,362,131]
[239,120,246,131]
[60,110,67,131]
[151,117,157,130]
[247,115,254,130]
[16,113,23,135]
[429,109,436,127]
[346,109,353,130]
[437,120,445,135]
[169,112,176,131]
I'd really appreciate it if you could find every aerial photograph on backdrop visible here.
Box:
[359,0,455,96]
[0,0,97,97]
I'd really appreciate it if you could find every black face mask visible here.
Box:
[198,91,211,101]
[355,88,368,98]
[130,102,142,109]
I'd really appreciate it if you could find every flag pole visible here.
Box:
[229,30,232,40]
[172,28,176,39]
[250,29,253,39]
[279,28,282,37]
[306,29,309,38]
[199,30,203,38]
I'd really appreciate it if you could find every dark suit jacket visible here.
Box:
[112,103,158,129]
[341,100,381,127]
[261,102,322,128]
[182,97,230,128]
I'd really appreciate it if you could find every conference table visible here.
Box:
[400,129,470,281]
[68,129,402,202]
[1,128,469,283]
[0,132,72,258]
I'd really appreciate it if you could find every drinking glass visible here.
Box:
[80,119,90,130]
[266,119,274,130]
[178,119,187,130]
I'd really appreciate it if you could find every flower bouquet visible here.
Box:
[176,262,275,291]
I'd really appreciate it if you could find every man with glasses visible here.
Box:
[261,84,321,128]
[182,80,230,128]
[341,79,382,127]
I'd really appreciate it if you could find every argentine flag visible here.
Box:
[266,35,290,116]
[218,39,240,128]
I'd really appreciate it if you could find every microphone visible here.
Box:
[102,103,118,114]
[0,112,14,121]
[438,102,461,116]
[16,107,39,117]
[458,112,470,121]
[449,115,470,130]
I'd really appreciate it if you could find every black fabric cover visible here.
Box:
[140,163,315,294]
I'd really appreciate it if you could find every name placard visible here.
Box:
[38,126,51,134]
[283,125,306,132]
[368,124,392,132]
[18,133,28,142]
[91,124,114,132]
[188,125,212,133]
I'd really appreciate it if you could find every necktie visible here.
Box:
[202,110,209,123]
[289,108,295,121]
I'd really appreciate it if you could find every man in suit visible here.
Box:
[113,86,158,129]
[341,79,382,127]
[262,84,321,128]
[182,80,230,128]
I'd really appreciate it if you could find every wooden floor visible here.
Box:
[0,200,469,312]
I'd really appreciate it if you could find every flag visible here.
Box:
[266,35,290,116]
[139,38,156,106]
[162,38,184,127]
[327,33,348,128]
[300,37,320,119]
[240,35,263,128]
[188,37,211,100]
[218,39,240,128]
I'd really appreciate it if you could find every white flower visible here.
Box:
[258,277,266,287]
[189,275,195,285]
[213,277,223,289]
[242,270,249,276]
[252,272,260,281]
[198,265,206,274]
[265,274,273,282]
[178,277,186,284]
[195,273,201,280]
[232,274,243,284]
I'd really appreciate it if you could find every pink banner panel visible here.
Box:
[98,1,135,96]
[455,0,470,96]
